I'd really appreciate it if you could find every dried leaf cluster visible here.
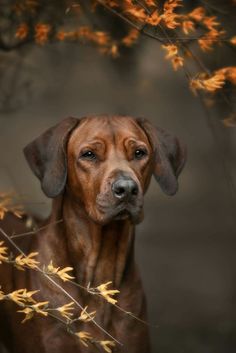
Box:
[1,0,234,124]
[0,192,24,220]
[0,235,118,351]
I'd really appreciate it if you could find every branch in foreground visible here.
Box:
[0,227,122,346]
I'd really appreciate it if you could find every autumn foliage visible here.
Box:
[0,0,233,125]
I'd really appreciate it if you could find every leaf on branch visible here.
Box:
[145,0,157,7]
[124,7,147,24]
[161,0,182,29]
[8,288,39,305]
[172,55,184,70]
[78,306,96,322]
[0,192,24,220]
[182,20,195,35]
[15,23,29,40]
[15,252,39,270]
[46,260,75,282]
[190,73,225,94]
[0,287,5,301]
[0,241,9,263]
[146,10,161,26]
[17,307,34,323]
[162,44,178,58]
[19,289,39,304]
[203,16,220,31]
[215,66,236,85]
[96,281,119,305]
[75,331,93,347]
[56,301,74,320]
[121,29,139,47]
[18,301,49,323]
[198,29,225,52]
[99,340,116,353]
[162,44,184,71]
[35,24,51,45]
[188,7,206,22]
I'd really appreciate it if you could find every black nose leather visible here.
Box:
[112,178,138,200]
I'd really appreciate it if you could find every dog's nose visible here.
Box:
[112,178,138,200]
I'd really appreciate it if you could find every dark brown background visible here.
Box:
[0,2,235,351]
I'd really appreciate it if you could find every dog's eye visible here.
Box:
[134,149,147,160]
[80,150,96,160]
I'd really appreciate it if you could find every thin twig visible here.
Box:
[95,0,166,44]
[11,219,64,239]
[67,279,157,328]
[0,227,122,346]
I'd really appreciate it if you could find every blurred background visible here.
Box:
[0,0,235,352]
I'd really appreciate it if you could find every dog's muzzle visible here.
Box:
[96,176,143,223]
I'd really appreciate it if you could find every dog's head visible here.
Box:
[24,115,186,224]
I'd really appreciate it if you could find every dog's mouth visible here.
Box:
[110,206,143,223]
[114,209,131,220]
[96,189,144,224]
[96,200,143,224]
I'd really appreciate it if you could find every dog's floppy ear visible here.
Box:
[24,117,79,198]
[136,117,187,196]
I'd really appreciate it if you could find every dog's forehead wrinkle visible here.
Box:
[71,128,118,148]
[71,117,114,144]
[85,115,144,136]
[111,118,151,145]
[69,116,151,155]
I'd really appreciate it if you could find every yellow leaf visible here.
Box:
[75,331,93,347]
[190,73,225,94]
[32,301,49,316]
[46,261,75,282]
[56,302,74,320]
[0,287,5,301]
[8,288,39,305]
[18,307,34,323]
[162,44,178,59]
[0,241,8,263]
[189,7,205,22]
[15,252,39,269]
[57,267,75,282]
[122,29,139,47]
[182,20,195,35]
[99,340,115,353]
[0,192,23,220]
[96,281,119,305]
[79,306,96,322]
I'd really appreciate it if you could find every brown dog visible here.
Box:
[0,115,186,353]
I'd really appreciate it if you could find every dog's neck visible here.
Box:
[48,194,135,289]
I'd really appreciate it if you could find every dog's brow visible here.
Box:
[81,140,105,148]
[125,137,147,145]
